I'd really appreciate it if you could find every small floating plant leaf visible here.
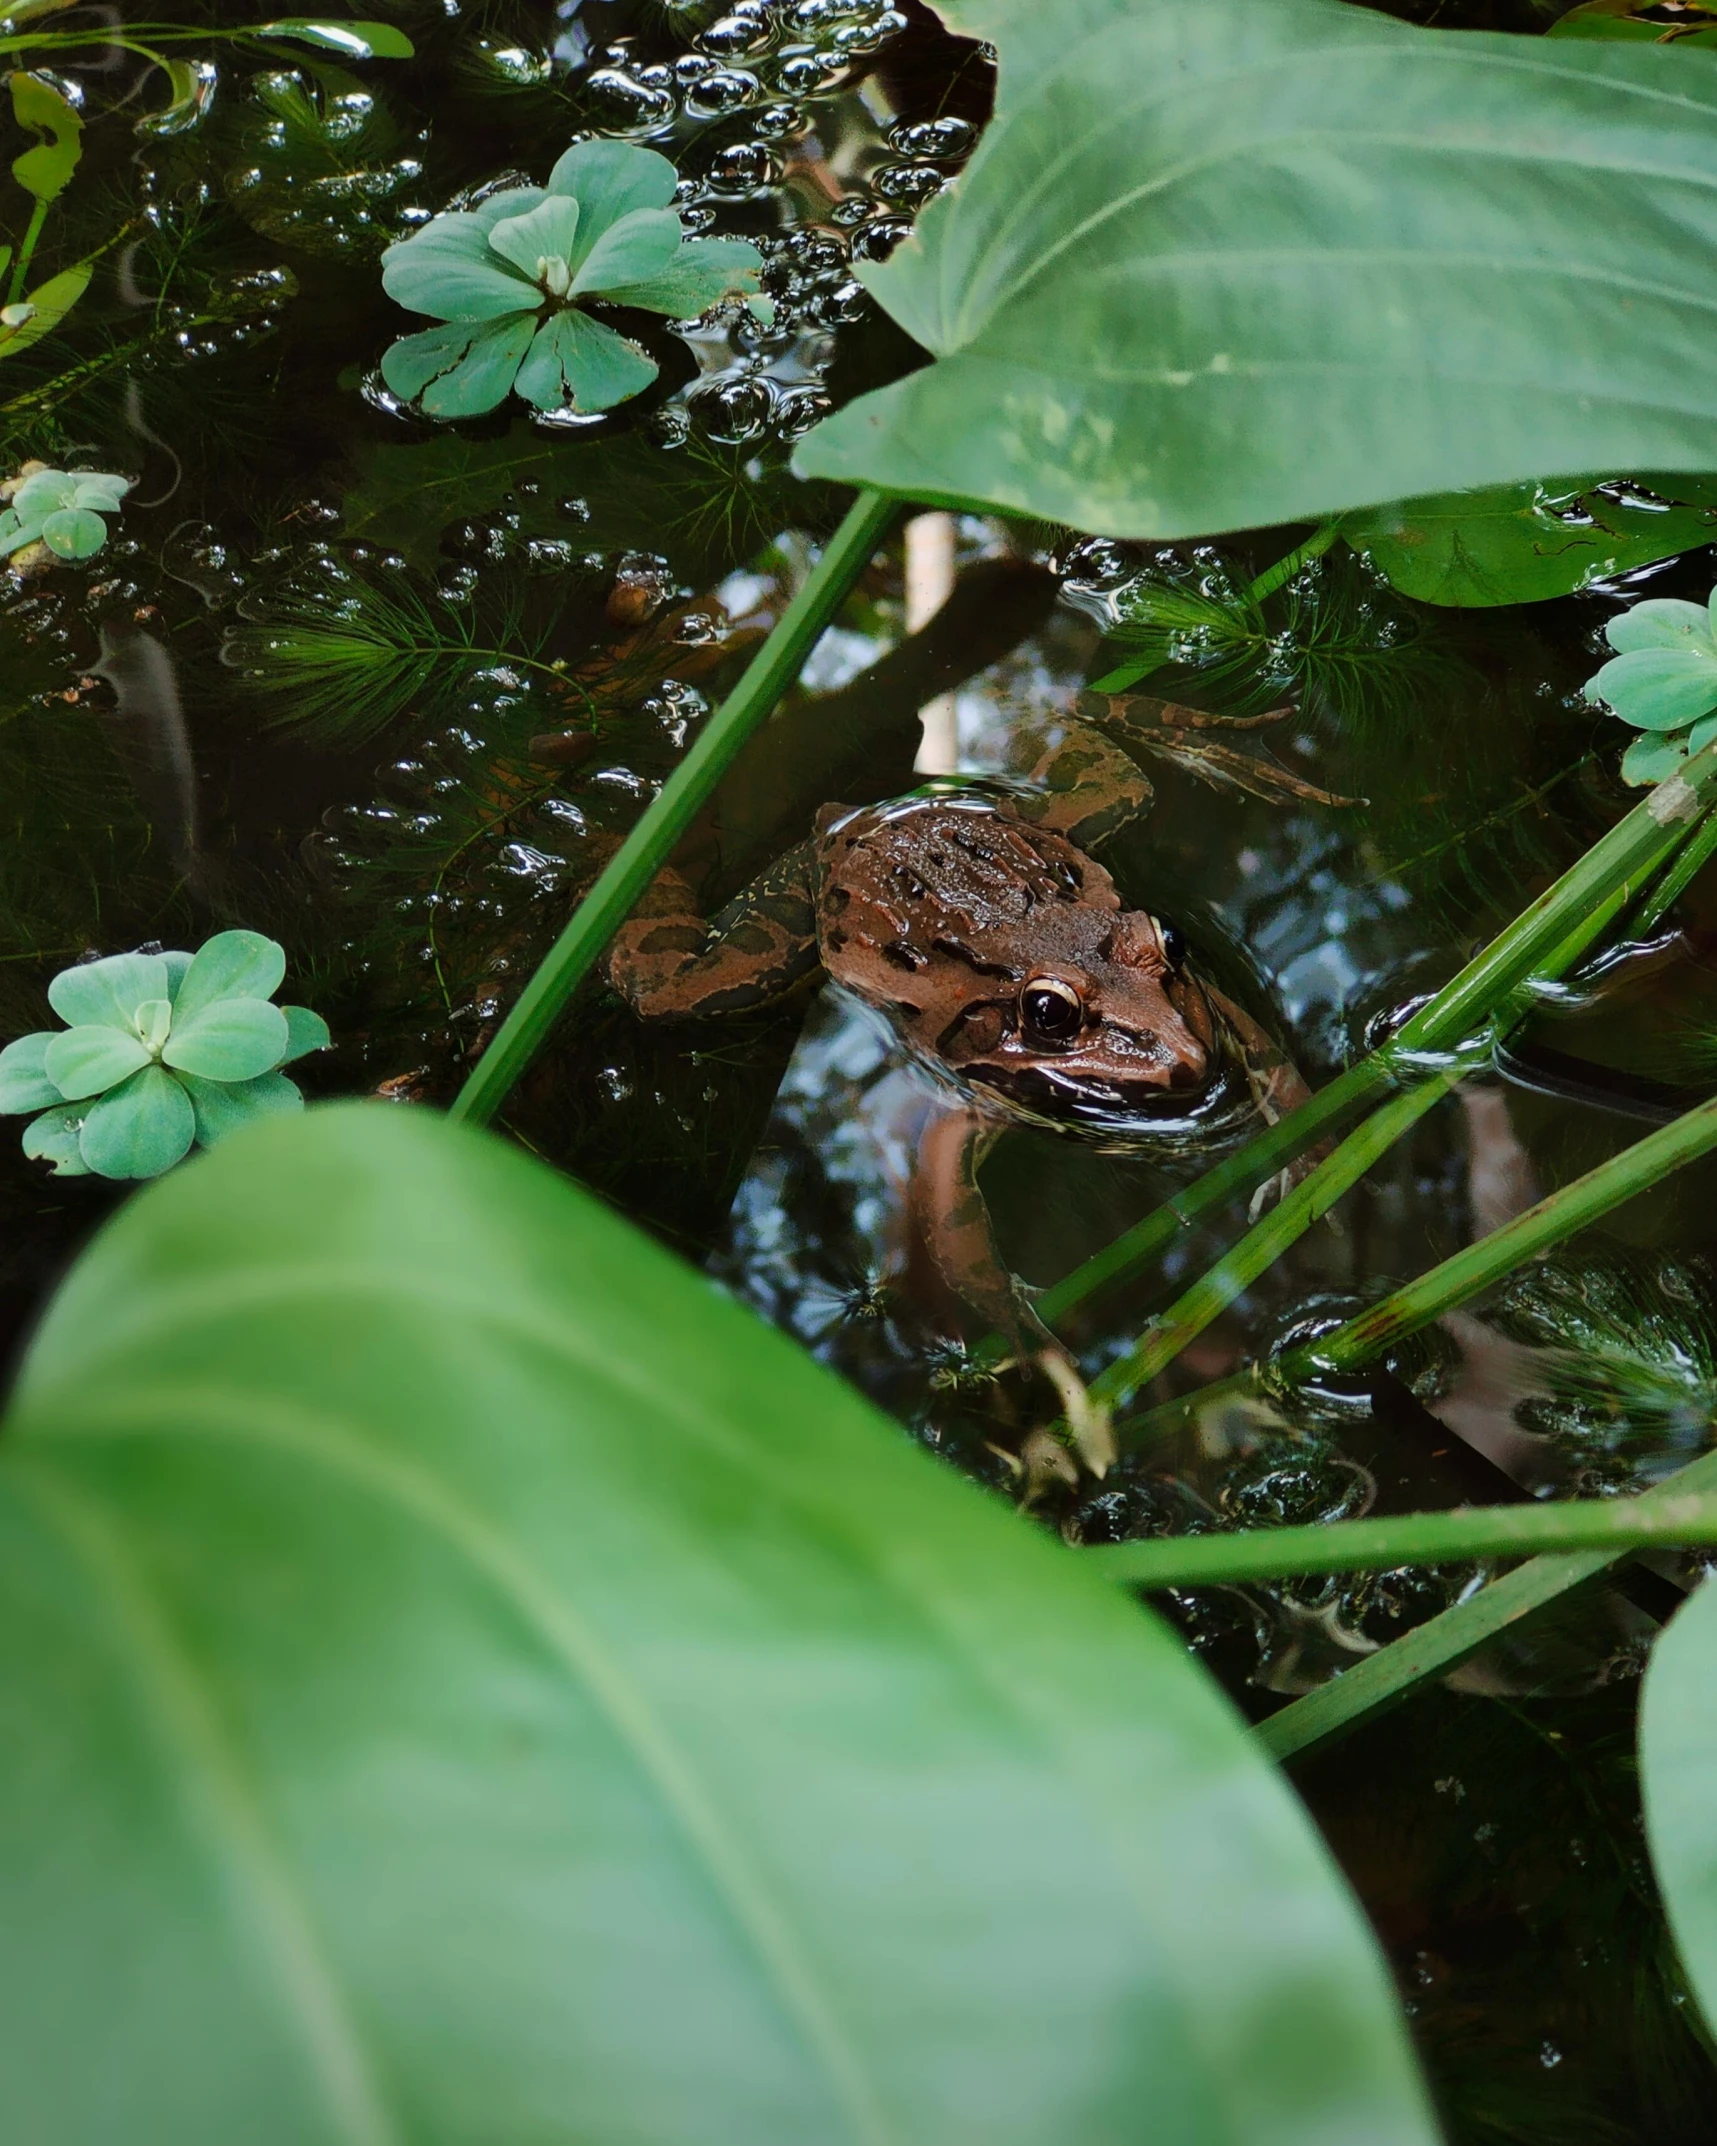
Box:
[1586,583,1717,781]
[0,933,327,1180]
[794,0,1717,535]
[0,466,129,562]
[379,141,761,420]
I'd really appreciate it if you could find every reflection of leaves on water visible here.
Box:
[1097,546,1470,727]
[1493,1249,1717,1491]
[339,422,817,578]
[222,547,590,746]
[225,69,423,259]
[0,596,187,1032]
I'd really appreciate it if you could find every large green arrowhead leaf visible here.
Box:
[0,1105,1436,2145]
[795,0,1717,537]
[1641,1577,1717,2041]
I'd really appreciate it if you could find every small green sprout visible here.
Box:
[379,140,766,421]
[1585,587,1717,785]
[0,463,130,567]
[0,932,331,1181]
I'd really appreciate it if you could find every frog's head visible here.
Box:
[930,901,1221,1120]
[817,798,1228,1126]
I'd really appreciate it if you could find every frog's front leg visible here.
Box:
[904,1102,1112,1469]
[607,840,822,1018]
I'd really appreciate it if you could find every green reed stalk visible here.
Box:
[1249,1448,1717,1763]
[1632,803,1717,936]
[1087,1072,1461,1408]
[452,487,897,1127]
[1091,1487,1717,1591]
[1119,1087,1717,1447]
[1037,742,1717,1348]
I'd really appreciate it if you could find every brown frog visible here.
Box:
[607,690,1343,1367]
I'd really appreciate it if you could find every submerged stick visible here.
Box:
[452,487,897,1127]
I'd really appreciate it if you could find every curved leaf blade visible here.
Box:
[0,1106,1437,2146]
[74,1064,195,1178]
[795,0,1717,536]
[170,932,286,1023]
[162,999,290,1084]
[1642,1578,1717,2042]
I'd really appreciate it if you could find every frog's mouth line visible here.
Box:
[964,1051,1261,1145]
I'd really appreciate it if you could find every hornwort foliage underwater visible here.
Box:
[13,1,1717,2140]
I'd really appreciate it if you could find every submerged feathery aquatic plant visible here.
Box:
[1586,587,1717,784]
[379,140,765,420]
[0,932,330,1180]
[0,464,129,565]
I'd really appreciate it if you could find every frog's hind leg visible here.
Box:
[1077,689,1362,809]
[607,841,821,1018]
[1011,718,1154,851]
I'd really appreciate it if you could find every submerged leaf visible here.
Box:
[9,72,82,206]
[795,0,1717,534]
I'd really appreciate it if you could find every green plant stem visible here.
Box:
[1035,743,1717,1345]
[1251,1449,1717,1762]
[450,486,898,1128]
[1301,1091,1717,1374]
[1089,1072,1460,1409]
[1244,523,1340,606]
[5,198,49,307]
[1091,1488,1717,1590]
[1121,1086,1717,1455]
[1632,803,1717,935]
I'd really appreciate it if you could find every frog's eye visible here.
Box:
[1153,916,1187,975]
[1020,976,1085,1045]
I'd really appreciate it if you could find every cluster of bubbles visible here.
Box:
[583,0,910,137]
[225,73,428,259]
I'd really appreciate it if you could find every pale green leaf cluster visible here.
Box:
[0,931,330,1179]
[1585,591,1717,784]
[0,465,127,561]
[380,140,765,420]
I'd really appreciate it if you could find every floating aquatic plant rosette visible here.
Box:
[1586,587,1717,785]
[379,140,768,420]
[0,932,330,1180]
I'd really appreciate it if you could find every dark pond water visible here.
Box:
[8,0,1717,2133]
